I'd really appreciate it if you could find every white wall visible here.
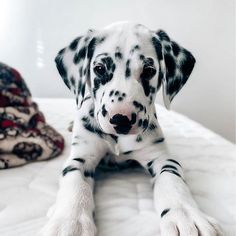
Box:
[0,0,235,143]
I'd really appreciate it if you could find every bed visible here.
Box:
[0,98,235,236]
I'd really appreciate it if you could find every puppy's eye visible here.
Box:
[142,66,156,79]
[94,64,106,77]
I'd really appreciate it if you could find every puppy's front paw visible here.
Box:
[39,215,96,236]
[160,207,224,236]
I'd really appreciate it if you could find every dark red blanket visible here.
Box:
[0,62,64,169]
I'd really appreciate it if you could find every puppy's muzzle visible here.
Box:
[110,113,136,134]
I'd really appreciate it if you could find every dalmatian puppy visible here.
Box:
[40,22,223,236]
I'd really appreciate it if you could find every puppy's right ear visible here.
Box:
[55,29,97,107]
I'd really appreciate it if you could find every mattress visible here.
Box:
[0,98,235,236]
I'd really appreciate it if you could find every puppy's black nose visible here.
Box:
[110,114,130,126]
[110,114,133,134]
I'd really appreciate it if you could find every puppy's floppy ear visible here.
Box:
[55,29,97,107]
[152,30,196,109]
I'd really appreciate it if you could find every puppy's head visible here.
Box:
[55,22,195,135]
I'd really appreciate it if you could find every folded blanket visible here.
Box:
[0,62,64,169]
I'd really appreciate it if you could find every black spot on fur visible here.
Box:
[180,49,196,78]
[157,70,164,89]
[165,45,171,51]
[109,90,114,96]
[142,119,149,129]
[58,48,66,55]
[89,108,94,117]
[82,116,104,138]
[131,113,137,124]
[84,170,94,178]
[145,57,154,66]
[109,134,118,143]
[167,159,181,167]
[125,67,131,78]
[148,166,156,177]
[69,37,81,50]
[102,104,107,117]
[171,42,180,57]
[62,166,79,176]
[70,76,75,86]
[93,77,100,97]
[138,119,143,127]
[136,135,142,142]
[139,54,145,60]
[73,47,86,64]
[133,101,144,111]
[147,160,153,167]
[161,209,170,218]
[160,169,181,178]
[55,53,70,89]
[87,37,97,60]
[141,79,150,96]
[99,36,106,43]
[130,45,140,53]
[83,95,91,102]
[123,150,133,155]
[115,91,120,96]
[0,158,8,169]
[112,64,116,72]
[79,67,83,77]
[118,96,123,101]
[164,53,176,78]
[71,142,78,145]
[149,86,156,94]
[125,60,131,78]
[153,137,165,144]
[84,36,90,42]
[157,30,170,41]
[73,158,85,163]
[162,164,178,171]
[152,37,163,61]
[81,83,86,98]
[115,50,123,60]
[148,123,157,131]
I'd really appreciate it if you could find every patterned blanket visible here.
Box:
[0,62,64,169]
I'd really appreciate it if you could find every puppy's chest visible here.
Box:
[98,148,142,171]
[101,134,154,165]
[105,132,151,157]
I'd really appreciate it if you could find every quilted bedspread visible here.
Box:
[0,98,235,236]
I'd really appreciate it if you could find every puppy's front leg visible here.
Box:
[40,127,107,236]
[138,144,224,236]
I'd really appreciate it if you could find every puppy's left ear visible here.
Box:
[153,30,196,109]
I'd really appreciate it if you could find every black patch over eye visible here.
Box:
[94,64,106,77]
[141,65,156,80]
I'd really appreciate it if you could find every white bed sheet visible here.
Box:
[0,98,235,236]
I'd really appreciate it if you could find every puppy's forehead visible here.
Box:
[94,24,155,58]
